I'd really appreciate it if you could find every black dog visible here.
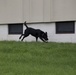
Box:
[19,21,48,42]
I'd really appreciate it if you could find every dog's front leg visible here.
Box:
[39,37,46,42]
[36,37,38,42]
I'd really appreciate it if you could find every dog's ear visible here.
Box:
[45,32,47,35]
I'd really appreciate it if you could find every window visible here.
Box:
[56,21,75,34]
[8,23,23,34]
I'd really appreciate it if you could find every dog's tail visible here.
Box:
[24,21,28,28]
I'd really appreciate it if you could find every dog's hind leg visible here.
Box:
[21,36,25,41]
[36,37,38,42]
[21,34,29,41]
[19,34,24,39]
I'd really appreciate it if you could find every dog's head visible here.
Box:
[42,32,48,41]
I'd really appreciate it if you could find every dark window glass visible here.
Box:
[8,23,23,34]
[56,21,75,34]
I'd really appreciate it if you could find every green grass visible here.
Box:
[0,41,76,75]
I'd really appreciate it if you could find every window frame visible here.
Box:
[56,21,75,34]
[8,23,23,35]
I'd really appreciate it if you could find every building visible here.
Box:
[0,0,76,43]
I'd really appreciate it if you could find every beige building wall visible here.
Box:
[23,0,30,22]
[0,0,76,23]
[53,0,76,21]
[24,0,76,22]
[23,0,44,23]
[23,0,52,22]
[43,0,51,22]
[23,0,76,22]
[0,0,23,24]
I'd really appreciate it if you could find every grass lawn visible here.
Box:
[0,41,76,75]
